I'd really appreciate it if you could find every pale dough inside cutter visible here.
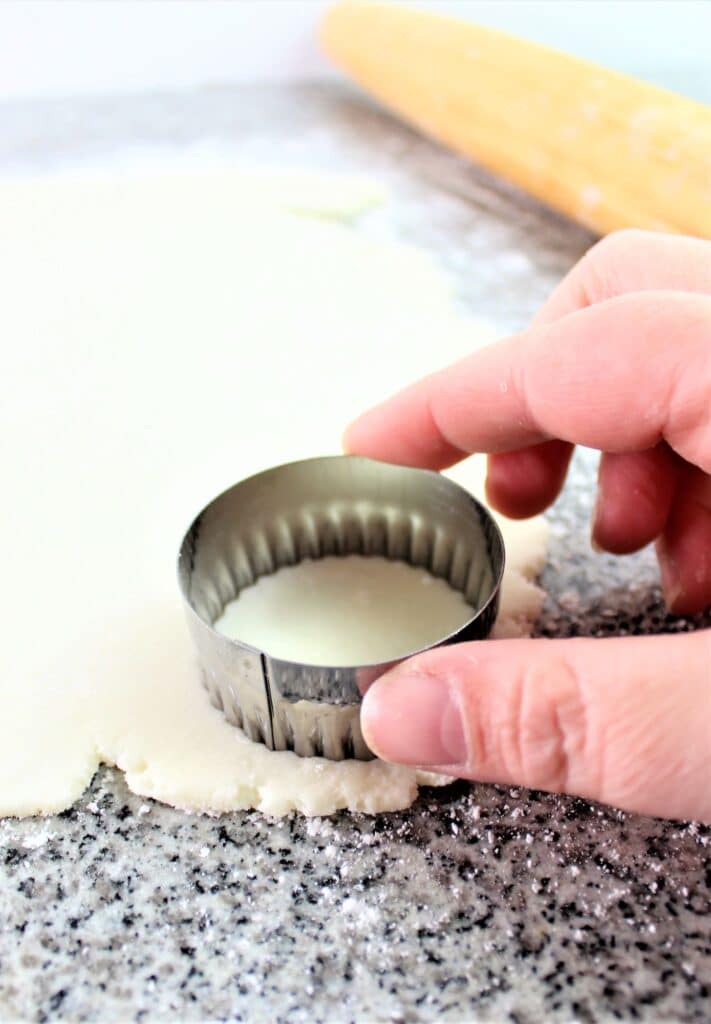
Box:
[214,555,474,666]
[0,168,548,818]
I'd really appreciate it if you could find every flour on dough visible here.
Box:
[0,169,547,818]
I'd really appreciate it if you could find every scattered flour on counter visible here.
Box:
[340,897,382,931]
[0,168,547,819]
[21,829,57,850]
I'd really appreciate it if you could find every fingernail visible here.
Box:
[591,492,604,553]
[663,579,684,614]
[361,672,468,766]
[660,558,684,613]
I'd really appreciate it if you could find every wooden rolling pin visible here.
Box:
[321,1,711,237]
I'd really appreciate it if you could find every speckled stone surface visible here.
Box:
[1,84,710,1024]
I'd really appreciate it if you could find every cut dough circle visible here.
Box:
[214,556,475,666]
[0,170,547,818]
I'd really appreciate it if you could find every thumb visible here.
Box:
[361,631,711,822]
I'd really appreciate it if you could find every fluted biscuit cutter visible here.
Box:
[178,455,505,761]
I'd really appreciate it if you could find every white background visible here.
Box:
[1,0,709,102]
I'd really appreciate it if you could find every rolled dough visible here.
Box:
[0,169,547,818]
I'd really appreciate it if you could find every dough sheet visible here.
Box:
[0,170,547,817]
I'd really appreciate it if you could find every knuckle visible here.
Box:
[502,652,597,794]
[579,229,645,304]
[591,228,646,262]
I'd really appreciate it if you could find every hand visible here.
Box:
[345,230,711,823]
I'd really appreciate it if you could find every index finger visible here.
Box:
[344,291,711,474]
[487,230,711,518]
[533,230,711,327]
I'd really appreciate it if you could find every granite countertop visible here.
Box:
[1,83,710,1024]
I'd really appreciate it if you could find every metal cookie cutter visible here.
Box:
[178,455,505,761]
